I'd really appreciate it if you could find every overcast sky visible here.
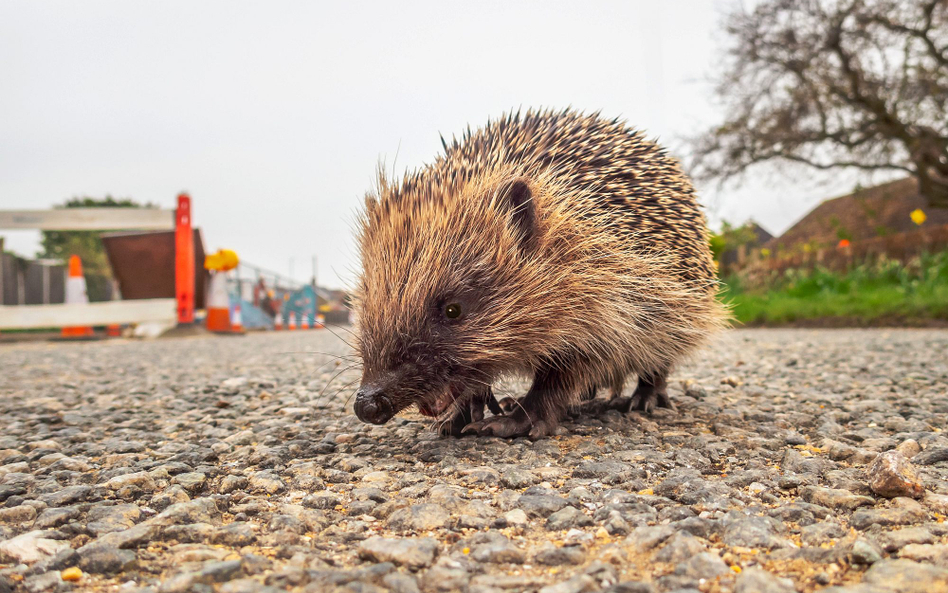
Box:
[1,1,871,289]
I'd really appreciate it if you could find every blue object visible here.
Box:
[234,299,274,330]
[281,285,319,327]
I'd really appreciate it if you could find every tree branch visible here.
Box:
[867,1,948,68]
[690,0,948,209]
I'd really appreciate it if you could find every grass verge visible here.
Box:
[721,251,948,326]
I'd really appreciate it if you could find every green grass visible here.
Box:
[720,251,948,326]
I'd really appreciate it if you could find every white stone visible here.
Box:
[504,509,529,525]
[0,530,70,564]
[106,470,157,491]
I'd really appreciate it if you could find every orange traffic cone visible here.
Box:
[288,311,297,331]
[230,303,246,334]
[301,313,310,330]
[61,255,95,338]
[205,271,232,333]
[274,310,283,331]
[315,313,325,329]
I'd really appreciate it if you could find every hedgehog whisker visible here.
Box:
[323,322,358,340]
[321,324,357,350]
[304,359,352,383]
[506,396,535,429]
[306,358,362,384]
[278,350,359,362]
[342,389,360,411]
[450,361,493,384]
[326,377,362,404]
[432,398,464,434]
[318,364,360,399]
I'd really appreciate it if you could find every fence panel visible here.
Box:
[1,254,16,305]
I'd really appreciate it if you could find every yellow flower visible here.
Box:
[910,209,927,225]
[760,248,771,257]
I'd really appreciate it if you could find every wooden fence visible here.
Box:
[740,224,948,277]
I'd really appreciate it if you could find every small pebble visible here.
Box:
[867,451,925,499]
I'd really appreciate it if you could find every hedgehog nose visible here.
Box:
[353,385,395,425]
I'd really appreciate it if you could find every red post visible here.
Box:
[175,193,195,325]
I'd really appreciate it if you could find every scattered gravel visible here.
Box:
[0,328,947,593]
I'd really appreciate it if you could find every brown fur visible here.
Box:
[352,108,728,437]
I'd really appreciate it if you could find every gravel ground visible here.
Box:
[1,328,948,593]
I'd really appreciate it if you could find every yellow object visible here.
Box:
[911,208,927,225]
[61,567,82,581]
[204,249,239,272]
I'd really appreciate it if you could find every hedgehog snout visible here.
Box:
[353,384,396,425]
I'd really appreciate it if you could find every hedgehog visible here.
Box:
[351,108,728,438]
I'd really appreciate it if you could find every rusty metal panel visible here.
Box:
[101,229,207,308]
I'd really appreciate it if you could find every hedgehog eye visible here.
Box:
[444,303,462,319]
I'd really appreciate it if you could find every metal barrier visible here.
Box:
[0,255,65,306]
[0,195,195,331]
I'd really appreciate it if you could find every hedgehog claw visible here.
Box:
[613,372,673,415]
[439,387,496,437]
[573,397,609,417]
[461,412,552,439]
[621,389,675,414]
[439,405,479,437]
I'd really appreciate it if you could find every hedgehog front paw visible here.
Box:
[437,388,496,437]
[461,410,553,439]
[567,398,612,418]
[438,409,473,437]
[619,388,675,414]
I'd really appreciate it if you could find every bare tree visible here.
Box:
[692,0,948,207]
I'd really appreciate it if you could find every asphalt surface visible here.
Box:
[1,328,948,593]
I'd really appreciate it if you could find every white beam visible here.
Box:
[0,299,176,329]
[0,209,175,231]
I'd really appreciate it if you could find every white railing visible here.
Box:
[0,299,177,330]
[0,208,174,231]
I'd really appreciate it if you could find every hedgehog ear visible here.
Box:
[496,178,536,250]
